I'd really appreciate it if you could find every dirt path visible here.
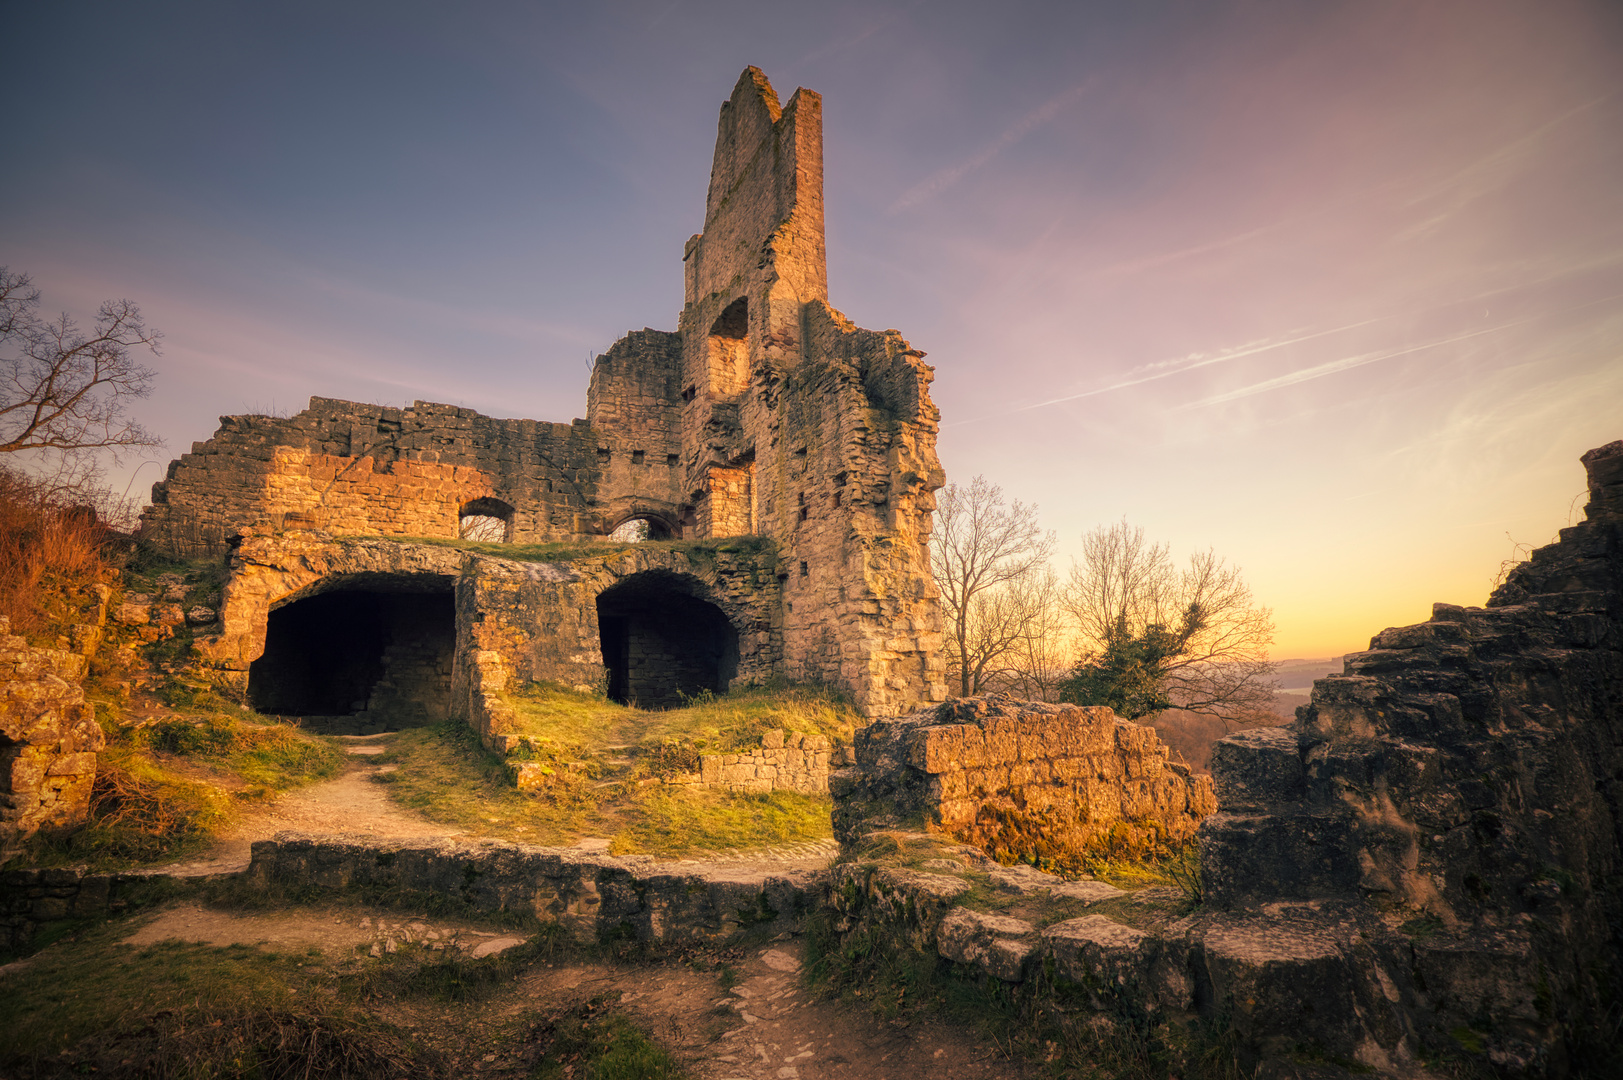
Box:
[117,902,1032,1080]
[164,733,841,878]
[159,733,460,877]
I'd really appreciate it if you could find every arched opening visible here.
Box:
[247,576,455,730]
[707,296,748,396]
[595,571,739,708]
[459,497,514,542]
[607,516,675,543]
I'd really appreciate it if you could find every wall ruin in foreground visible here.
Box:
[828,439,1623,1079]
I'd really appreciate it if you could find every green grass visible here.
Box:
[378,533,775,566]
[381,720,834,855]
[146,711,346,794]
[18,713,343,870]
[530,997,688,1080]
[0,908,683,1079]
[502,680,859,761]
[1,930,312,1060]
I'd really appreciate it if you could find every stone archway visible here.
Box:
[594,570,740,708]
[246,575,455,724]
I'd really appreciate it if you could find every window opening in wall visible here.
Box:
[607,516,673,543]
[798,493,809,522]
[666,453,680,467]
[681,385,697,402]
[247,580,455,729]
[799,561,809,577]
[459,497,515,542]
[832,491,841,508]
[595,571,739,708]
[631,449,645,465]
[706,297,749,396]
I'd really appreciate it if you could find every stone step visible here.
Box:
[1200,810,1362,906]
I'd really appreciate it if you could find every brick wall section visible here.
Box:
[831,694,1215,852]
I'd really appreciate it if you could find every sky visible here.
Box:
[5,0,1620,659]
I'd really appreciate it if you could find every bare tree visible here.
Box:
[931,476,1055,697]
[1,268,162,471]
[991,564,1070,701]
[1060,520,1277,724]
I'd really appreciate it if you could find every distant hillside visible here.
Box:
[1269,654,1348,720]
[1150,655,1350,773]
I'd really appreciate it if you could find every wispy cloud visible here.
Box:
[1178,292,1623,410]
[888,80,1092,214]
[946,316,1388,426]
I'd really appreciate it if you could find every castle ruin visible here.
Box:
[140,68,949,724]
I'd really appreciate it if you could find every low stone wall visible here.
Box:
[831,695,1215,854]
[1,610,108,858]
[247,835,814,944]
[696,729,844,794]
[507,728,850,796]
[2,833,822,953]
[0,866,179,952]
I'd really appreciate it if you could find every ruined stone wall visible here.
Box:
[140,398,601,558]
[1188,439,1623,1075]
[831,695,1216,854]
[457,541,782,747]
[0,616,106,857]
[1,834,818,953]
[696,729,839,795]
[140,67,946,719]
[190,531,782,753]
[585,330,687,534]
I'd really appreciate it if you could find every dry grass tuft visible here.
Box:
[0,465,112,638]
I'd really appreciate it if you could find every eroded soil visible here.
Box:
[87,902,1034,1080]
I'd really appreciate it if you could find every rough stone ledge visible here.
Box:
[2,832,828,954]
[242,833,822,945]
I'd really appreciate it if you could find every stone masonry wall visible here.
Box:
[831,694,1216,853]
[1,599,110,858]
[696,728,842,795]
[1,833,818,954]
[673,69,948,717]
[188,531,782,759]
[140,398,601,558]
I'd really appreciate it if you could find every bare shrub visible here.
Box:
[0,465,108,636]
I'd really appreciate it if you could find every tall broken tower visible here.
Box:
[141,68,948,718]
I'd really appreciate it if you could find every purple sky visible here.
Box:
[6,0,1620,656]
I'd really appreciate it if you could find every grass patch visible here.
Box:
[147,712,345,794]
[503,680,859,761]
[380,533,775,566]
[1,930,314,1060]
[528,997,688,1080]
[382,721,834,855]
[17,713,342,870]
